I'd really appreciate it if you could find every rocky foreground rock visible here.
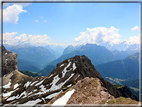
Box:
[1,46,139,106]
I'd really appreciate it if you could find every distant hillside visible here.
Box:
[38,65,55,76]
[96,52,139,80]
[17,59,41,72]
[19,69,39,77]
[105,77,139,99]
[4,44,56,68]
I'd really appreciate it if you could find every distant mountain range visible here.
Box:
[45,43,138,68]
[126,44,139,52]
[100,41,139,52]
[96,52,139,80]
[4,44,57,69]
[62,45,83,55]
[49,45,65,56]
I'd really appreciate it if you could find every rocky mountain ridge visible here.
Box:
[45,43,138,68]
[1,46,139,106]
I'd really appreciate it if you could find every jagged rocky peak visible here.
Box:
[2,45,18,76]
[55,55,102,79]
[50,55,120,98]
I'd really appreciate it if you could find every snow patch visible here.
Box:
[7,95,19,101]
[50,75,60,91]
[35,78,46,86]
[19,91,27,98]
[48,74,53,78]
[30,81,38,86]
[3,79,11,89]
[67,84,72,87]
[68,59,70,62]
[46,91,61,99]
[24,81,31,88]
[60,64,64,67]
[28,89,38,95]
[50,73,75,92]
[72,63,76,71]
[62,61,72,78]
[3,88,19,97]
[51,89,75,106]
[42,97,46,103]
[29,73,74,97]
[39,85,46,92]
[14,83,19,89]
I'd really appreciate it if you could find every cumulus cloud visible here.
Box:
[28,34,51,46]
[14,33,28,45]
[3,32,17,45]
[3,32,51,46]
[131,26,139,31]
[74,26,121,45]
[125,34,140,45]
[3,4,27,24]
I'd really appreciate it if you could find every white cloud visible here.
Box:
[126,34,140,45]
[3,32,51,46]
[41,16,43,18]
[14,33,28,45]
[44,20,47,22]
[74,26,121,45]
[3,4,27,24]
[35,20,38,22]
[2,32,70,47]
[28,34,51,46]
[131,26,139,31]
[3,32,17,45]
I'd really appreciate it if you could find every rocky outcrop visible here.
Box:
[117,86,139,101]
[2,46,18,76]
[48,77,115,105]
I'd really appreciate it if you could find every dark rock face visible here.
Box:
[117,86,139,101]
[2,46,18,76]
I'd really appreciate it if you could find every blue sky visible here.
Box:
[3,2,140,47]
